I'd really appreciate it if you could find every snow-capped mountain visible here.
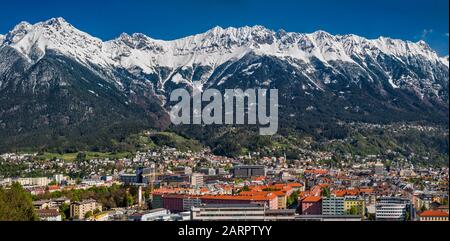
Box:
[0,17,448,151]
[2,18,447,92]
[441,56,449,67]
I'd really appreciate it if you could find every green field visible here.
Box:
[37,151,134,161]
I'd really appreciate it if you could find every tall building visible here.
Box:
[70,199,102,220]
[322,196,345,216]
[375,197,412,221]
[232,165,266,178]
[190,173,204,188]
[299,196,322,215]
[53,174,65,184]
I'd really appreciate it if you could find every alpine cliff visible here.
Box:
[0,18,448,152]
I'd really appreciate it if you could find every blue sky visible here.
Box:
[1,0,448,55]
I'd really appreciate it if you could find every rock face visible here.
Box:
[0,18,448,151]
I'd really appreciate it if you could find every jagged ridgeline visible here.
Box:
[0,18,448,154]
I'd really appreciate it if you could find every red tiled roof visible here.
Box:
[302,196,322,202]
[420,210,449,217]
[287,183,303,187]
[201,194,276,201]
[47,185,60,190]
[304,169,328,175]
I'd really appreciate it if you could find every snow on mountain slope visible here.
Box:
[441,56,449,67]
[1,17,447,93]
[3,18,111,67]
[3,18,445,68]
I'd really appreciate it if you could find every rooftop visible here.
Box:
[419,210,449,218]
[301,196,322,202]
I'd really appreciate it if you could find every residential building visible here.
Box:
[36,209,62,221]
[419,210,449,221]
[322,196,345,216]
[15,177,50,187]
[70,199,102,220]
[233,165,266,178]
[190,173,204,188]
[344,197,366,217]
[299,196,322,215]
[33,198,70,210]
[274,192,288,209]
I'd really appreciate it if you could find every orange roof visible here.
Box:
[302,196,322,202]
[47,185,60,190]
[304,169,328,175]
[359,188,374,194]
[310,186,323,196]
[199,188,209,193]
[63,185,76,190]
[333,189,360,197]
[252,176,266,181]
[153,187,185,194]
[287,183,303,188]
[201,194,276,201]
[420,210,449,217]
[240,190,287,197]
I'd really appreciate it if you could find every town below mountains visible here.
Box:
[0,143,448,221]
[0,18,448,222]
[0,18,448,162]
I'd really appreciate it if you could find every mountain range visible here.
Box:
[0,17,448,152]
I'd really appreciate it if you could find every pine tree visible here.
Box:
[0,183,38,221]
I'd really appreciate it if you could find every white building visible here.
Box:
[191,204,266,221]
[53,174,65,184]
[128,209,171,221]
[14,177,50,187]
[190,173,204,188]
[36,209,62,221]
[375,197,411,221]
